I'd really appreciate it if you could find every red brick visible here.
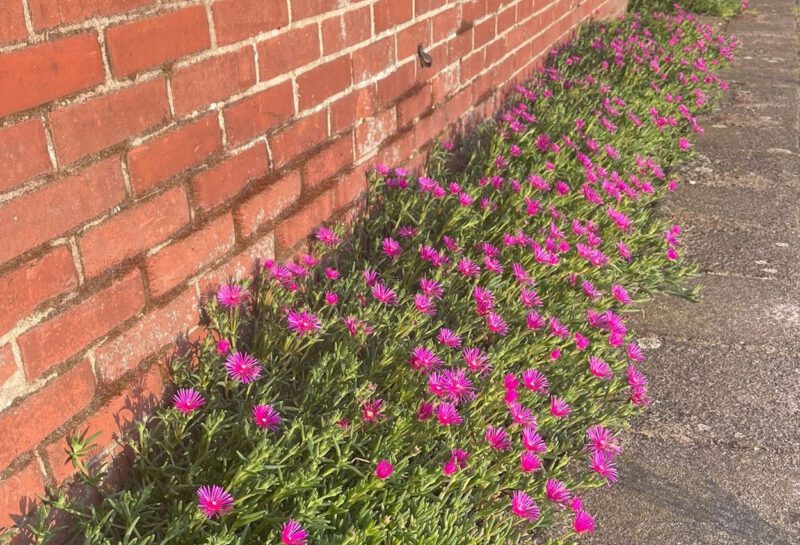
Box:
[0,159,125,266]
[197,231,274,294]
[0,0,27,44]
[127,115,222,194]
[105,6,210,77]
[223,81,295,145]
[268,110,327,170]
[461,49,485,82]
[257,24,320,82]
[497,4,517,33]
[296,55,351,110]
[474,16,495,48]
[414,107,446,148]
[303,133,354,189]
[376,61,415,104]
[49,78,170,166]
[191,143,269,212]
[171,48,256,117]
[396,19,431,60]
[0,359,95,471]
[28,0,152,30]
[397,84,433,126]
[212,0,289,45]
[18,270,144,381]
[94,287,197,383]
[145,214,235,298]
[0,247,78,336]
[431,6,461,42]
[321,7,371,55]
[292,0,337,21]
[355,108,396,156]
[0,343,15,388]
[462,0,486,22]
[275,189,334,251]
[334,167,369,210]
[235,171,301,239]
[448,28,473,60]
[79,186,190,278]
[0,33,104,117]
[0,461,45,528]
[415,0,447,15]
[352,37,395,83]
[0,119,52,193]
[373,0,413,33]
[431,64,459,103]
[44,366,163,485]
[376,126,414,166]
[330,84,378,135]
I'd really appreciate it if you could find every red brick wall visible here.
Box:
[0,0,626,530]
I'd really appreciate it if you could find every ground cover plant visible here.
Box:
[628,0,748,17]
[14,7,738,545]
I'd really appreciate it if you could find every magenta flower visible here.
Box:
[588,355,614,380]
[510,490,541,521]
[574,332,590,350]
[678,137,692,151]
[508,402,536,427]
[375,459,394,480]
[626,342,645,362]
[315,226,340,246]
[281,519,308,545]
[550,397,572,418]
[324,267,340,280]
[573,510,596,534]
[522,428,547,454]
[486,312,508,336]
[419,277,444,299]
[627,364,648,387]
[437,328,461,349]
[462,347,491,373]
[216,338,231,354]
[526,311,545,330]
[196,485,234,519]
[545,478,571,504]
[443,449,469,476]
[586,425,622,456]
[442,368,476,403]
[414,293,437,315]
[520,451,542,473]
[456,257,481,277]
[522,369,549,394]
[252,404,281,431]
[520,287,542,307]
[382,237,402,259]
[173,388,205,414]
[216,284,248,308]
[504,373,519,391]
[225,352,261,384]
[485,426,512,451]
[417,400,434,420]
[437,402,462,425]
[324,291,339,305]
[362,399,384,423]
[371,283,398,305]
[590,451,618,484]
[409,346,443,373]
[611,284,632,304]
[286,310,322,336]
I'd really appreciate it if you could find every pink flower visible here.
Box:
[437,328,461,349]
[456,257,481,277]
[419,277,444,299]
[315,226,340,246]
[414,294,437,315]
[520,451,542,473]
[216,284,248,308]
[522,369,549,394]
[281,519,308,545]
[588,356,614,380]
[573,511,596,534]
[216,338,231,354]
[462,347,491,373]
[545,478,571,504]
[225,352,261,384]
[252,404,281,431]
[417,400,434,420]
[442,368,476,403]
[371,283,398,305]
[287,310,322,336]
[362,399,384,423]
[508,402,536,427]
[485,426,512,451]
[520,288,542,307]
[586,425,622,456]
[375,459,394,480]
[382,237,402,259]
[486,312,508,336]
[678,137,692,151]
[437,402,462,425]
[550,397,572,418]
[611,284,632,304]
[626,342,645,362]
[526,311,545,330]
[627,364,648,388]
[504,373,519,391]
[196,485,234,519]
[324,291,339,305]
[409,346,443,373]
[472,286,495,314]
[582,280,602,300]
[667,247,680,261]
[590,450,618,483]
[511,491,541,521]
[574,332,590,350]
[173,388,205,414]
[522,428,547,454]
[325,267,340,280]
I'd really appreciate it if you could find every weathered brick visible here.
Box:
[235,171,301,239]
[171,48,256,116]
[376,61,415,104]
[396,19,431,60]
[0,158,125,266]
[0,0,27,44]
[415,0,447,16]
[105,6,210,77]
[0,119,52,193]
[321,7,371,55]
[212,0,289,45]
[49,78,170,166]
[474,16,495,48]
[0,461,45,528]
[334,166,369,210]
[352,37,395,83]
[79,186,190,278]
[497,4,517,34]
[0,247,79,336]
[330,84,378,135]
[431,5,461,42]
[397,84,433,126]
[0,33,104,117]
[292,0,337,21]
[296,55,351,111]
[431,64,459,103]
[196,230,274,294]
[303,133,354,189]
[18,270,145,381]
[0,343,15,388]
[223,82,295,145]
[257,24,320,82]
[191,143,269,212]
[127,115,222,194]
[268,110,328,170]
[373,0,413,33]
[94,287,197,383]
[356,108,397,156]
[275,189,334,251]
[0,359,95,471]
[28,0,153,30]
[145,213,235,298]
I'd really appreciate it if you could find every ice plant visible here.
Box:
[573,511,597,534]
[224,352,261,384]
[252,404,281,431]
[375,460,394,480]
[216,284,248,308]
[510,491,541,521]
[281,519,308,545]
[173,388,205,414]
[286,309,322,336]
[196,485,234,519]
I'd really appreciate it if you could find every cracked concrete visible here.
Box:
[587,2,800,544]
